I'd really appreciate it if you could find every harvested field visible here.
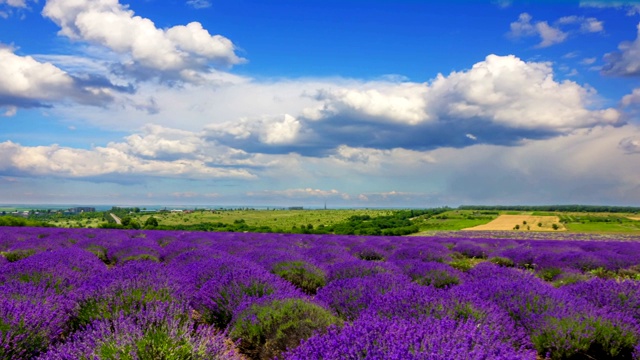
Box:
[627,216,640,221]
[462,214,565,231]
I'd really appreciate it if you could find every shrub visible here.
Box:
[531,316,638,360]
[271,261,326,295]
[489,256,515,267]
[1,249,36,263]
[400,261,462,289]
[538,267,563,282]
[69,261,178,330]
[40,302,244,360]
[589,267,616,279]
[191,266,299,329]
[230,298,342,360]
[448,258,484,272]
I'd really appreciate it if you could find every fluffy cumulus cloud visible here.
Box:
[304,83,429,125]
[0,124,258,180]
[42,0,243,79]
[204,55,620,156]
[109,124,207,160]
[0,46,116,114]
[602,22,640,76]
[204,114,306,154]
[426,55,619,130]
[622,88,640,106]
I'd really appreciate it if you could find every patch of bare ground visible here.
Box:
[462,214,565,232]
[627,216,640,221]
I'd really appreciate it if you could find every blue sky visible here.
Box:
[1,0,640,207]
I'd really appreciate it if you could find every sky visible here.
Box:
[1,0,640,208]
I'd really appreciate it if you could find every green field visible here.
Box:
[19,207,640,235]
[412,210,498,232]
[46,208,397,230]
[140,209,394,230]
[559,213,640,233]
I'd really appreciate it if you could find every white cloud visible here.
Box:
[579,1,640,16]
[621,88,640,106]
[0,47,74,100]
[0,46,114,112]
[305,82,429,125]
[426,54,619,131]
[602,22,640,76]
[492,0,512,8]
[186,0,211,9]
[582,18,604,32]
[109,54,620,157]
[509,13,567,48]
[535,21,568,47]
[0,0,33,8]
[509,13,604,48]
[1,106,17,117]
[260,114,301,145]
[3,124,640,206]
[109,124,207,159]
[247,188,343,199]
[42,54,621,159]
[0,140,255,180]
[42,0,243,79]
[557,15,604,33]
[205,113,304,148]
[308,55,619,133]
[619,136,640,153]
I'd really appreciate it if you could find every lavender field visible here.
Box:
[1,227,640,359]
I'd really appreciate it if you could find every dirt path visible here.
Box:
[462,214,565,232]
[110,213,122,225]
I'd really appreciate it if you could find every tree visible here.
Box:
[144,216,159,228]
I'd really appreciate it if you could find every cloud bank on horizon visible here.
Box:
[1,0,640,207]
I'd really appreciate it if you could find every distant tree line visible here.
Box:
[458,205,640,213]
